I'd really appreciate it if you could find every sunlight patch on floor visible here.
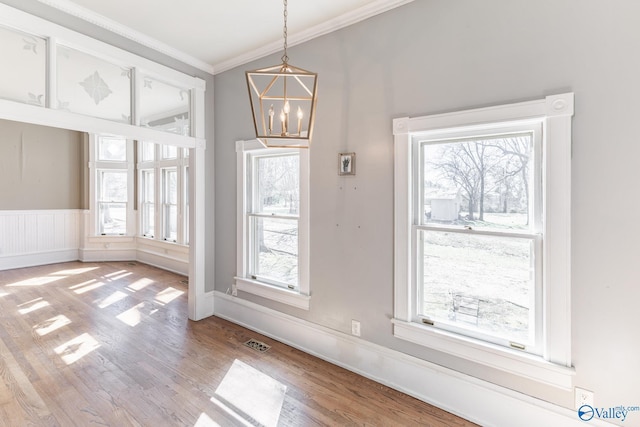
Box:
[73,281,106,294]
[103,270,127,278]
[107,271,133,281]
[213,359,286,427]
[68,279,97,290]
[54,333,100,365]
[194,412,222,427]
[97,290,128,308]
[18,298,50,314]
[53,266,98,275]
[155,287,184,304]
[6,275,66,287]
[127,278,154,291]
[0,292,8,298]
[34,314,71,336]
[116,302,158,326]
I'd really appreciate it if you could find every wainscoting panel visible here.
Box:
[0,210,80,270]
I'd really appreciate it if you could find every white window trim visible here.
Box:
[235,139,310,310]
[393,93,575,390]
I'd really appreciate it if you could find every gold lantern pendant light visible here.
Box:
[246,0,318,148]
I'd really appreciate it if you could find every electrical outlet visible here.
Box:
[575,387,594,410]
[351,320,361,337]
[231,283,238,297]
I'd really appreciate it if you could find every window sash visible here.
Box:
[98,202,127,235]
[412,225,542,353]
[162,168,178,242]
[248,214,299,289]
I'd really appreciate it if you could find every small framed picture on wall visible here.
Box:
[338,152,356,176]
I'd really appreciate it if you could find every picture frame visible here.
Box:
[338,152,356,176]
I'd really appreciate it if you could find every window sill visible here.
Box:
[391,319,574,390]
[234,277,310,310]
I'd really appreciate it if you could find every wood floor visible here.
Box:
[0,261,478,426]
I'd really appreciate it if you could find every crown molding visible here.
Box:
[36,0,415,76]
[214,0,415,74]
[36,0,216,74]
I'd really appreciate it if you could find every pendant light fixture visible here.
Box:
[246,0,318,148]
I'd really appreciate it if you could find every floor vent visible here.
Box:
[244,339,271,353]
[127,262,137,266]
[181,279,189,285]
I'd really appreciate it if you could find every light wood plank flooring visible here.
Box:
[0,261,478,426]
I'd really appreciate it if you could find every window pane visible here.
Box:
[164,169,177,204]
[419,230,535,344]
[142,170,154,203]
[141,141,155,162]
[142,203,154,237]
[98,202,126,235]
[57,45,131,123]
[0,26,46,106]
[141,170,154,237]
[184,166,189,245]
[163,168,177,241]
[422,134,533,230]
[164,204,177,241]
[98,137,126,161]
[252,217,298,286]
[99,171,127,202]
[162,144,178,160]
[139,75,190,136]
[255,154,299,215]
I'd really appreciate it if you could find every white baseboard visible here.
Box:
[213,291,614,427]
[136,249,188,276]
[79,248,137,262]
[0,249,79,271]
[200,291,215,319]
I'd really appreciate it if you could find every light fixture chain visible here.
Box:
[282,0,289,64]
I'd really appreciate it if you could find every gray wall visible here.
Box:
[1,0,216,292]
[0,119,82,209]
[215,0,640,412]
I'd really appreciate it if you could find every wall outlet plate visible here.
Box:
[575,387,594,410]
[351,320,361,337]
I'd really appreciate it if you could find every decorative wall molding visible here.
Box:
[0,210,80,269]
[213,292,615,427]
[0,209,189,276]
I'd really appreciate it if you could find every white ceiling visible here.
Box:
[39,0,413,74]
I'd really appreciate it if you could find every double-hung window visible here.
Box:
[415,123,542,351]
[137,141,189,246]
[94,135,132,236]
[236,140,310,310]
[393,94,574,389]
